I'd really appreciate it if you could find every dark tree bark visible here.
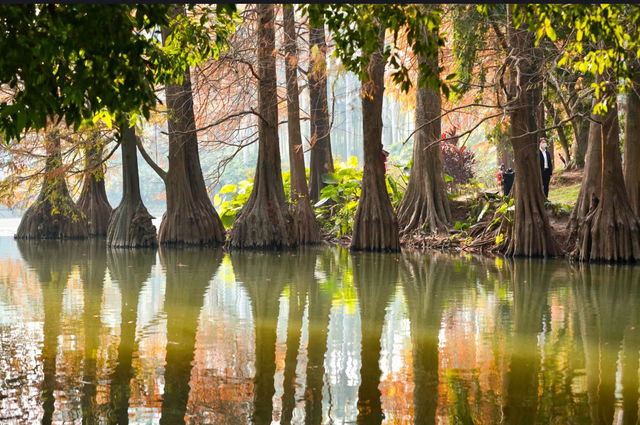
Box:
[107,248,156,425]
[159,248,224,425]
[400,253,447,425]
[350,26,400,252]
[16,129,88,240]
[496,131,514,170]
[501,8,559,257]
[106,124,157,248]
[397,24,450,235]
[283,4,321,245]
[79,241,107,424]
[229,4,295,249]
[16,241,83,425]
[572,78,640,261]
[230,251,289,425]
[308,18,335,203]
[624,71,640,217]
[352,252,397,425]
[77,137,112,237]
[157,5,226,246]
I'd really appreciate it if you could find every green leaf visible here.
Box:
[321,173,339,185]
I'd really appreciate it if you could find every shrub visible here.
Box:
[441,142,475,190]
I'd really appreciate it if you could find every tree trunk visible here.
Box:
[283,5,321,245]
[308,18,335,203]
[77,137,112,237]
[544,97,571,165]
[158,5,226,246]
[159,248,223,424]
[497,132,514,170]
[397,24,450,235]
[624,72,640,217]
[106,124,157,248]
[568,99,602,237]
[568,98,590,169]
[229,4,296,249]
[16,129,89,240]
[350,26,400,252]
[573,81,640,261]
[502,8,559,257]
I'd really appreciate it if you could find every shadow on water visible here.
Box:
[16,240,87,425]
[158,246,224,425]
[106,246,156,425]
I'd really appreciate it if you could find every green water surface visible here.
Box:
[0,237,639,424]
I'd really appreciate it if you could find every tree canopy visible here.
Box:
[0,4,238,142]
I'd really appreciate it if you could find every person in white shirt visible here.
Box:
[538,137,553,198]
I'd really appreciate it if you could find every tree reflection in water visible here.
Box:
[231,251,289,425]
[158,247,224,425]
[16,240,85,425]
[106,246,156,424]
[7,242,640,425]
[79,240,107,425]
[352,251,398,425]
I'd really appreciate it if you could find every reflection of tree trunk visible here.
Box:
[303,273,332,424]
[280,250,317,424]
[107,248,156,425]
[397,23,450,235]
[400,253,448,425]
[16,241,83,425]
[158,5,226,246]
[572,265,635,425]
[283,5,321,245]
[308,18,334,203]
[107,123,157,248]
[350,25,399,252]
[501,259,550,425]
[16,129,89,239]
[229,4,295,249]
[79,241,107,424]
[231,252,290,425]
[352,252,398,424]
[502,7,558,257]
[159,248,223,424]
[77,138,113,237]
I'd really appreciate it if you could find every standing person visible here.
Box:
[382,149,389,173]
[539,137,553,198]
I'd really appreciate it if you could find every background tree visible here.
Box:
[283,4,321,244]
[229,4,296,249]
[397,17,451,235]
[308,16,335,203]
[77,132,112,237]
[106,123,157,248]
[16,126,89,240]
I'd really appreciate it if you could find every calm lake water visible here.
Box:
[1,232,640,424]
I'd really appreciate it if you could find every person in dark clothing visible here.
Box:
[539,137,553,198]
